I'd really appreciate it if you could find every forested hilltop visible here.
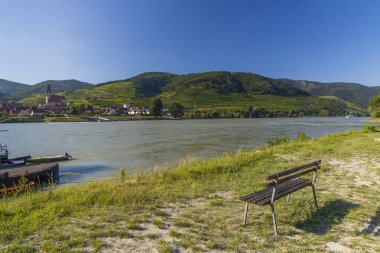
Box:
[280,79,380,108]
[0,79,92,101]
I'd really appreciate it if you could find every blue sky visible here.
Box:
[1,0,380,85]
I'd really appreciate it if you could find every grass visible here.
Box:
[0,129,379,251]
[156,240,172,253]
[152,219,165,229]
[0,117,43,123]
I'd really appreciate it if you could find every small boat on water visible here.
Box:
[0,144,31,168]
[27,153,72,164]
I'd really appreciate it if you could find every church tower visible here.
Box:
[46,84,51,105]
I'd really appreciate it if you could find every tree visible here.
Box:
[169,102,184,118]
[368,96,380,117]
[245,105,253,118]
[78,104,86,114]
[151,98,163,116]
[69,105,79,115]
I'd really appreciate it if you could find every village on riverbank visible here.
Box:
[0,82,369,124]
[0,84,159,123]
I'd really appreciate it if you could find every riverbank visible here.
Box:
[1,129,380,252]
[0,115,370,124]
[0,115,161,123]
[370,117,380,123]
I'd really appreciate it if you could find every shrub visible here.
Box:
[119,168,126,181]
[362,124,377,133]
[267,136,292,146]
[297,131,310,141]
[168,102,185,118]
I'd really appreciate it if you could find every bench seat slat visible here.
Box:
[240,178,311,205]
[241,178,307,202]
[253,179,310,204]
[257,180,312,205]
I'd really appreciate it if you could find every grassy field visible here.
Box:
[1,129,380,252]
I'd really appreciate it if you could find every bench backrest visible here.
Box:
[265,160,321,187]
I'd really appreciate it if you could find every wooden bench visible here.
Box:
[240,160,321,236]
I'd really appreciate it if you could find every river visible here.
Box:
[0,117,375,182]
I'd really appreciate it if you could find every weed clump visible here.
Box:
[156,240,172,253]
[119,168,126,181]
[362,124,377,133]
[267,136,292,146]
[297,131,310,141]
[267,131,310,147]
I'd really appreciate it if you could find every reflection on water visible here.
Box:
[0,117,375,182]
[59,164,114,183]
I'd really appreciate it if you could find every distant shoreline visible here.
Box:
[0,115,371,124]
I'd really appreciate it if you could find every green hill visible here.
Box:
[61,71,311,107]
[0,79,29,94]
[4,73,376,116]
[319,96,368,115]
[14,79,93,99]
[162,72,309,96]
[0,92,11,102]
[41,71,368,116]
[280,79,380,108]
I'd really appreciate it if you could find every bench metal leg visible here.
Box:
[287,194,290,202]
[270,203,279,236]
[311,184,318,209]
[243,202,249,225]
